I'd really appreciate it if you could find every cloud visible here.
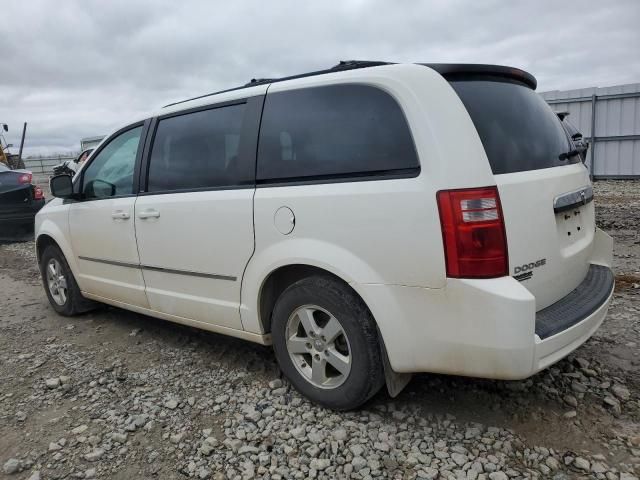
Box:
[1,0,639,155]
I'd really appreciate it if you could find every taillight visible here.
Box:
[436,186,508,278]
[18,172,32,184]
[33,185,45,200]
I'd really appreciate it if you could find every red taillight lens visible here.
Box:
[33,185,45,200]
[436,186,508,278]
[18,172,32,184]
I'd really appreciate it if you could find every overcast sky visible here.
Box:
[2,0,639,156]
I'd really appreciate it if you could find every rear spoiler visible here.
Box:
[422,63,537,90]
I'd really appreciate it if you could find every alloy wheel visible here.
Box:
[46,258,68,306]
[285,304,352,389]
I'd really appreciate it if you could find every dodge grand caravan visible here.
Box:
[36,61,614,410]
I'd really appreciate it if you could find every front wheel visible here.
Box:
[40,245,97,316]
[271,275,384,410]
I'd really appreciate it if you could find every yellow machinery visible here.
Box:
[0,123,26,169]
[0,147,9,168]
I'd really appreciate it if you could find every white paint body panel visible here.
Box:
[34,198,79,275]
[68,197,148,307]
[35,63,614,382]
[495,163,595,310]
[134,190,254,329]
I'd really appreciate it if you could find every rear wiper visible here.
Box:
[558,149,580,161]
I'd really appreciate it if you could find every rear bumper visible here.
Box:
[535,265,613,340]
[357,230,614,379]
[534,278,612,373]
[0,200,45,227]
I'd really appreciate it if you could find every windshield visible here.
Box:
[450,79,576,175]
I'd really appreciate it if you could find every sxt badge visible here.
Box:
[513,258,546,282]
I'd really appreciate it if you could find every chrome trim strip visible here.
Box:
[78,256,236,281]
[553,185,594,213]
[78,256,137,269]
[141,264,237,281]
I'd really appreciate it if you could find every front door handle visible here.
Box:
[138,209,160,219]
[111,211,130,220]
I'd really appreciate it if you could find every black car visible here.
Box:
[0,164,46,237]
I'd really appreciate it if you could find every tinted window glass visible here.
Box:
[450,79,574,174]
[82,126,142,199]
[257,85,418,181]
[147,104,247,192]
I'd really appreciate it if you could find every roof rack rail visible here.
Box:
[331,60,391,70]
[163,60,391,108]
[244,78,275,87]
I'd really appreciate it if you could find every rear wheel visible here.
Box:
[40,245,97,316]
[271,275,384,410]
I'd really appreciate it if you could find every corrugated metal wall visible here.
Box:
[541,83,640,178]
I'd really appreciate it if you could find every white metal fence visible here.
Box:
[541,83,640,179]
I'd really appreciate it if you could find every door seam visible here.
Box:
[238,87,270,331]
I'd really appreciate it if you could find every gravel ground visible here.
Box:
[0,180,638,480]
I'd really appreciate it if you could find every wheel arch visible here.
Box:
[257,263,364,335]
[36,233,59,263]
[35,221,80,278]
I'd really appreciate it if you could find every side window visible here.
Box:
[82,126,142,199]
[257,84,419,182]
[147,103,247,192]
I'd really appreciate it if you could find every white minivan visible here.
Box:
[37,62,614,410]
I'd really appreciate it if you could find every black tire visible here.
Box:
[40,245,97,316]
[271,275,385,410]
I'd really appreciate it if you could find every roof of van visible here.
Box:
[162,61,538,110]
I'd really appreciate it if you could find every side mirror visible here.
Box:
[2,124,7,132]
[50,174,75,199]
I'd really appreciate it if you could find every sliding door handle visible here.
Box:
[111,211,130,220]
[138,209,160,219]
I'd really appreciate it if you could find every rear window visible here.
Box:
[257,84,418,182]
[449,79,575,175]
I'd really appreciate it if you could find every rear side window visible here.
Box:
[147,103,248,192]
[449,79,574,175]
[257,84,418,182]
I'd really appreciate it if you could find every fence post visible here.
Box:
[589,94,597,180]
